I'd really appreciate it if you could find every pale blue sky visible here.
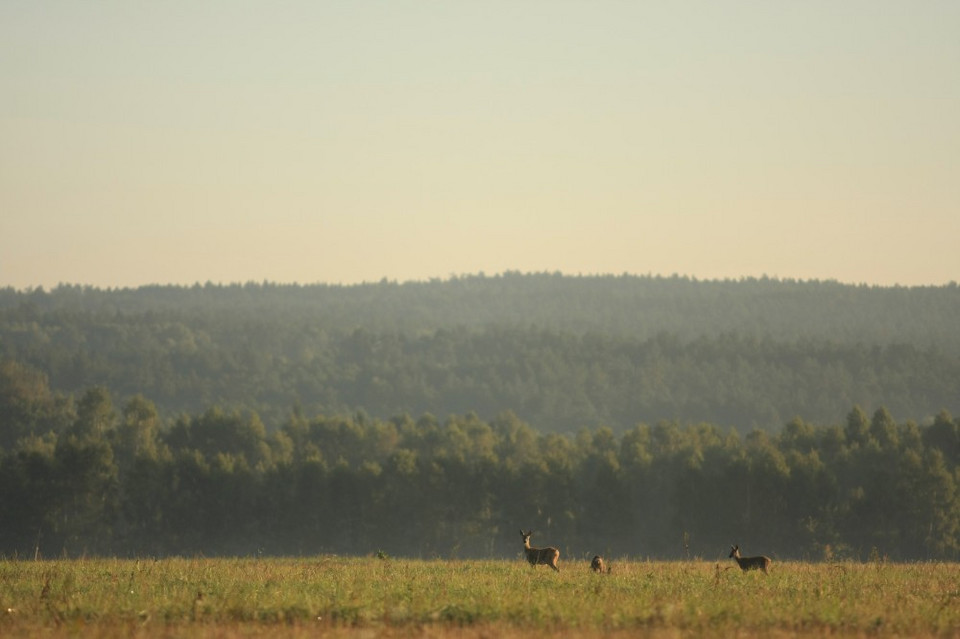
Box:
[2,1,958,288]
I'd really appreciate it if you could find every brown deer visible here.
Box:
[590,555,608,574]
[520,530,560,572]
[729,545,772,573]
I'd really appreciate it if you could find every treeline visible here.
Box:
[4,275,959,349]
[2,275,959,432]
[1,366,958,560]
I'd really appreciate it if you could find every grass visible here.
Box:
[1,556,958,637]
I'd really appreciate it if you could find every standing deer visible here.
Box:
[590,555,607,574]
[729,545,772,573]
[520,530,560,572]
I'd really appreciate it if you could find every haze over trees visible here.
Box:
[1,274,958,432]
[1,274,958,559]
[0,375,958,560]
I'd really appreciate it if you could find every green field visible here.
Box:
[1,557,958,637]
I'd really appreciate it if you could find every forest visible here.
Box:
[1,274,959,432]
[1,274,959,560]
[0,370,958,560]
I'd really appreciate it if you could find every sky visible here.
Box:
[2,1,958,290]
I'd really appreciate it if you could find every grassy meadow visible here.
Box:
[1,556,958,638]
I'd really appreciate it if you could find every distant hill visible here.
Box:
[2,273,958,432]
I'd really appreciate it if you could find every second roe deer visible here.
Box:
[520,530,560,572]
[729,544,772,573]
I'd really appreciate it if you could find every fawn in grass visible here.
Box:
[520,530,560,572]
[590,555,609,574]
[729,544,772,573]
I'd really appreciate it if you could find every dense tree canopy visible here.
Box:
[1,275,958,432]
[2,275,958,559]
[0,372,957,560]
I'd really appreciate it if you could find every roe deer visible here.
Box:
[520,530,560,572]
[729,545,771,573]
[590,555,608,574]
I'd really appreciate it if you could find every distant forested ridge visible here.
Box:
[1,273,958,432]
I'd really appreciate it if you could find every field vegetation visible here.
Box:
[2,557,958,638]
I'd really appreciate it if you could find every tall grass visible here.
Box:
[1,557,957,637]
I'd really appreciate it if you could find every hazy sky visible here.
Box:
[2,1,958,289]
